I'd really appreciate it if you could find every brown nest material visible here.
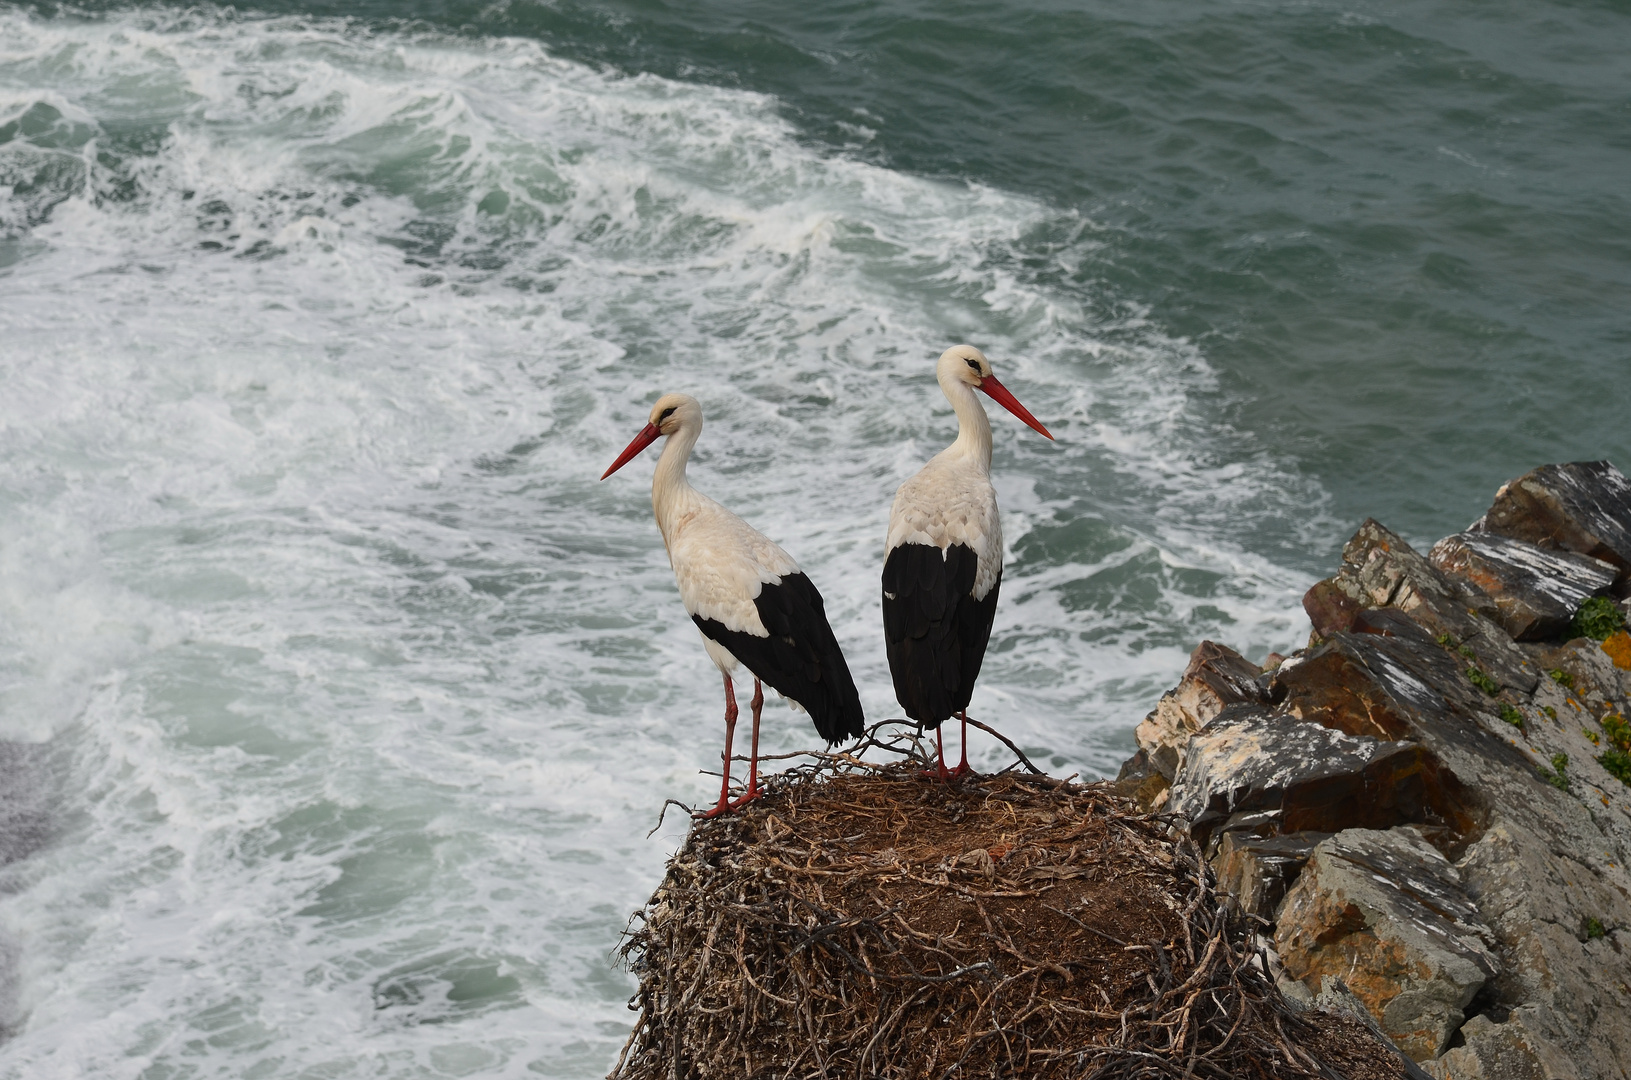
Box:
[612,749,1411,1080]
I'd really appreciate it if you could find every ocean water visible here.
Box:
[0,2,1625,1076]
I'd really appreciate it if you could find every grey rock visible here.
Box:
[1429,532,1617,642]
[1274,621,1490,740]
[1212,829,1328,922]
[1170,705,1479,849]
[1426,1009,1582,1080]
[1473,460,1631,590]
[1276,971,1315,1009]
[1312,976,1374,1024]
[1454,819,1631,1076]
[1111,747,1172,812]
[1529,635,1631,722]
[1274,968,1439,1079]
[1306,519,1541,695]
[1319,986,1444,1080]
[1123,468,1631,1080]
[1266,611,1631,863]
[1134,640,1268,779]
[1275,828,1500,1061]
[1114,746,1157,784]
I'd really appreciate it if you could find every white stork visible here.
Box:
[602,393,865,816]
[882,345,1054,778]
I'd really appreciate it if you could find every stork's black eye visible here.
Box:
[964,358,981,371]
[658,407,676,421]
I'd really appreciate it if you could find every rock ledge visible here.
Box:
[1118,460,1631,1079]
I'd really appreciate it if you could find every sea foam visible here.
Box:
[0,8,1328,1077]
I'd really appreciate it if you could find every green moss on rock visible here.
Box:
[1467,666,1499,695]
[1602,713,1631,753]
[1540,752,1571,792]
[1572,596,1627,642]
[1598,749,1631,787]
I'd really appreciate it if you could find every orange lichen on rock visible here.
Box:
[1602,629,1631,671]
[1273,829,1498,1062]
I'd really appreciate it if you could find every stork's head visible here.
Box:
[936,344,1054,440]
[939,344,993,387]
[648,392,701,437]
[600,393,702,479]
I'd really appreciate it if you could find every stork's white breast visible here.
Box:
[885,456,1002,600]
[665,494,800,638]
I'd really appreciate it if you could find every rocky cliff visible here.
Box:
[1118,460,1631,1079]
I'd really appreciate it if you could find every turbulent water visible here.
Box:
[0,1,1625,1076]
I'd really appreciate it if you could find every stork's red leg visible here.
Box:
[700,673,738,818]
[922,725,953,781]
[949,711,973,778]
[730,679,765,810]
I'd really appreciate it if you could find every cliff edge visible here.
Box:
[1120,460,1631,1079]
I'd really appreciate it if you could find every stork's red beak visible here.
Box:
[979,375,1054,440]
[601,422,662,479]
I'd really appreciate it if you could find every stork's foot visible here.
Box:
[697,797,734,819]
[698,785,763,817]
[947,761,975,779]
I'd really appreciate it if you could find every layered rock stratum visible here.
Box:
[1119,460,1631,1079]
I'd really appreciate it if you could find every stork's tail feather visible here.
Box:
[809,658,866,745]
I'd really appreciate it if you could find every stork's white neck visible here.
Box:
[940,369,993,473]
[651,418,702,550]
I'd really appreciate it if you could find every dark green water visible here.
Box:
[66,0,1631,554]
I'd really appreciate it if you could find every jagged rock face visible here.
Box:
[1211,830,1327,922]
[1472,460,1631,590]
[1275,622,1487,739]
[1275,829,1500,1062]
[1169,705,1481,849]
[1454,819,1631,1074]
[1530,636,1631,725]
[1303,577,1363,643]
[1429,532,1617,642]
[1304,520,1540,695]
[1333,519,1500,627]
[1112,748,1173,810]
[1425,1010,1582,1080]
[1133,640,1268,780]
[1131,462,1631,1080]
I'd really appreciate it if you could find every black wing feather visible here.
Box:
[881,542,1000,728]
[691,572,865,745]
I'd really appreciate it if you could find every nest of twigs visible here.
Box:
[612,735,1408,1080]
